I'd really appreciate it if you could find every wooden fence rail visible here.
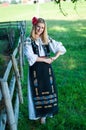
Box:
[0,20,26,130]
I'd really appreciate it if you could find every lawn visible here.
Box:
[0,1,86,22]
[0,1,86,130]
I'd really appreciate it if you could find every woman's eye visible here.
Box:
[36,26,44,30]
[36,26,40,29]
[42,27,44,29]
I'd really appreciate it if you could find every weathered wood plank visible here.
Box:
[11,55,23,104]
[0,75,16,111]
[0,21,21,29]
[0,89,2,100]
[0,99,5,111]
[14,93,19,126]
[0,109,7,130]
[9,75,16,100]
[0,20,26,130]
[12,47,18,57]
[2,47,18,82]
[19,42,23,79]
[1,81,17,130]
[3,61,12,82]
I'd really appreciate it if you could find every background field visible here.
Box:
[0,1,86,130]
[0,1,86,22]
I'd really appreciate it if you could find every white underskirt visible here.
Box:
[28,76,39,120]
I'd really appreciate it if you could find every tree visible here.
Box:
[54,0,86,15]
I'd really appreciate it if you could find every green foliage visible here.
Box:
[54,0,86,15]
[54,0,85,3]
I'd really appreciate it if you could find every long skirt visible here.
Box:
[28,62,58,119]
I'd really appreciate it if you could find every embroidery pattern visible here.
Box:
[33,94,57,109]
[31,39,50,57]
[30,40,58,112]
[33,71,39,96]
[49,68,55,93]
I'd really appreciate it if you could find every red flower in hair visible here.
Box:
[32,17,38,25]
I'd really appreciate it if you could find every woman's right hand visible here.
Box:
[36,57,53,64]
[44,58,53,64]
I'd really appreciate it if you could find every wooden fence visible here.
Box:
[0,21,26,130]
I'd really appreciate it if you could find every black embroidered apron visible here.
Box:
[29,40,58,117]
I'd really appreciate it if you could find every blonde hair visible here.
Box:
[30,18,48,45]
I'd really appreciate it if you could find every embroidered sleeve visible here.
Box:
[48,37,66,55]
[24,37,38,66]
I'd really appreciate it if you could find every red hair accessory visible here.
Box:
[32,17,38,25]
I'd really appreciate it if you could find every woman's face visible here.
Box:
[35,23,45,36]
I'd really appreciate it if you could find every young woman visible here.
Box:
[24,17,66,124]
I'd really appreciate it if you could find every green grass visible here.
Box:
[1,1,86,130]
[18,1,86,130]
[0,1,86,22]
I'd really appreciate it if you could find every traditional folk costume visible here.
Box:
[24,37,66,120]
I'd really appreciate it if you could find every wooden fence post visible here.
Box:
[0,21,26,130]
[19,42,23,79]
[11,55,23,104]
[20,21,26,66]
[14,93,19,126]
[1,80,17,130]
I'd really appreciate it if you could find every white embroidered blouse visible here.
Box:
[24,37,66,66]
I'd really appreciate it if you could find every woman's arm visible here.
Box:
[48,37,66,62]
[36,51,61,64]
[36,57,53,64]
[50,51,62,62]
[48,37,66,55]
